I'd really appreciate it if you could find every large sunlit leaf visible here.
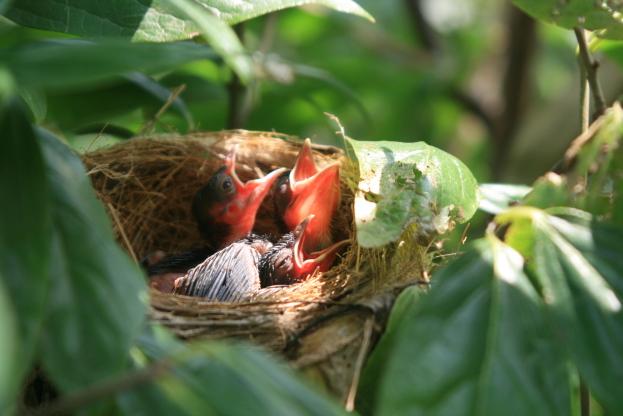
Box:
[165,0,252,83]
[1,39,218,89]
[512,0,623,39]
[128,327,346,416]
[5,0,373,42]
[345,138,479,247]
[371,238,570,416]
[0,98,51,391]
[0,277,18,413]
[528,211,623,414]
[38,129,147,392]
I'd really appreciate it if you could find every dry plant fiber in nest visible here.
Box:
[83,130,430,403]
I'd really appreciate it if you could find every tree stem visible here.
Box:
[574,28,606,118]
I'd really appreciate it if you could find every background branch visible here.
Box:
[574,27,606,119]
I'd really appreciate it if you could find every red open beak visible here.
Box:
[221,148,286,244]
[292,215,349,280]
[283,140,341,251]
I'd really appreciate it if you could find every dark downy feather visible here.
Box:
[145,245,215,276]
[173,235,272,301]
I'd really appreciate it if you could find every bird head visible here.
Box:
[259,215,349,286]
[193,148,286,247]
[273,139,341,251]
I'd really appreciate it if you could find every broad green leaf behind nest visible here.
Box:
[345,138,479,248]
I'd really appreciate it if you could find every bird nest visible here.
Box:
[82,130,430,403]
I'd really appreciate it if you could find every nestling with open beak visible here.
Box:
[273,138,341,252]
[146,148,285,281]
[259,215,349,287]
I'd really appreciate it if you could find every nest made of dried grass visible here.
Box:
[83,130,430,402]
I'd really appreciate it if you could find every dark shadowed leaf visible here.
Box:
[124,73,194,129]
[1,39,218,89]
[512,0,623,39]
[529,211,623,414]
[374,238,570,416]
[129,327,346,416]
[345,138,479,247]
[17,85,46,122]
[0,98,51,391]
[478,183,531,214]
[46,74,194,132]
[5,0,372,42]
[38,129,147,392]
[0,277,18,413]
[357,286,425,414]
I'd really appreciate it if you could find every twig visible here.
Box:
[574,28,606,118]
[345,317,374,412]
[575,29,594,416]
[226,23,247,129]
[24,359,172,416]
[107,202,138,263]
[579,63,590,132]
[140,85,186,135]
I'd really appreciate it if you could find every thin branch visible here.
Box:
[492,6,537,179]
[140,84,186,135]
[404,0,439,53]
[579,63,590,132]
[345,317,374,411]
[402,0,496,136]
[24,359,173,416]
[574,28,606,118]
[574,29,594,416]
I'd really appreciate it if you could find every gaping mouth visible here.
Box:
[220,147,286,238]
[292,215,349,277]
[284,140,341,250]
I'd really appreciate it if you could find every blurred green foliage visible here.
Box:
[2,0,623,415]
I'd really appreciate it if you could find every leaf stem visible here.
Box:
[574,28,606,118]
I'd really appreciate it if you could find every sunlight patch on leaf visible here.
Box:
[345,138,479,247]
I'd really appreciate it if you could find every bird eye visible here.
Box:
[220,176,234,194]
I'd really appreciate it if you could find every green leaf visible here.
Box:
[572,103,623,218]
[18,85,47,123]
[345,138,479,247]
[46,74,194,132]
[530,213,623,414]
[373,238,570,416]
[2,39,218,89]
[0,0,12,14]
[38,129,148,392]
[511,0,623,39]
[133,328,346,416]
[0,98,51,390]
[0,278,18,413]
[164,0,252,83]
[521,173,571,209]
[478,183,531,214]
[357,286,425,414]
[5,0,373,42]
